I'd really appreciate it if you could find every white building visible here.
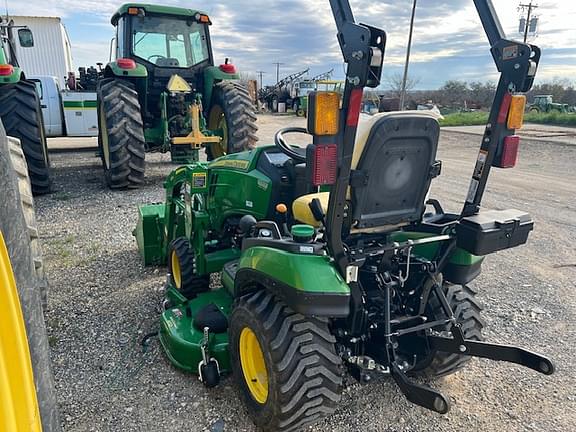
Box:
[11,16,74,87]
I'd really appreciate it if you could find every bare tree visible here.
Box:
[386,72,421,99]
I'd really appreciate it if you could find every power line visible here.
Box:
[256,70,266,90]
[272,62,285,84]
[518,1,539,43]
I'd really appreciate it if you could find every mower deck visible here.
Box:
[160,288,232,374]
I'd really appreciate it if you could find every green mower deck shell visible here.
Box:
[234,246,350,317]
[160,287,232,374]
[134,203,165,265]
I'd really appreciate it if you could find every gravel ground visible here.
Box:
[37,114,576,431]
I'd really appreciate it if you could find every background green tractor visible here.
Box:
[133,1,555,430]
[97,3,258,189]
[528,94,569,113]
[0,19,51,195]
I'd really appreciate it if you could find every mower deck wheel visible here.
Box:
[229,291,343,432]
[200,360,220,388]
[168,238,209,299]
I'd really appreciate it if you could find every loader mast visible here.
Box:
[461,0,540,216]
[326,0,386,276]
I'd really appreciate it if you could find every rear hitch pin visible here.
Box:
[398,245,413,287]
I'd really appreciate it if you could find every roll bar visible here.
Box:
[325,0,541,275]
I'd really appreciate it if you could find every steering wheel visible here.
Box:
[147,54,166,62]
[273,127,308,163]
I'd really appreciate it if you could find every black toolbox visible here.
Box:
[456,209,534,256]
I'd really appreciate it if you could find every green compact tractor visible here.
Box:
[0,20,51,195]
[135,0,555,430]
[97,4,258,189]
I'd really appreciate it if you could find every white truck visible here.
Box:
[29,75,97,137]
[10,16,98,137]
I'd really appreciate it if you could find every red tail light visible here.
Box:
[497,135,520,168]
[219,63,236,74]
[311,144,338,186]
[0,64,15,76]
[117,58,136,70]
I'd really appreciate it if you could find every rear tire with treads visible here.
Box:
[206,81,258,160]
[97,78,145,189]
[415,283,485,377]
[7,135,49,309]
[230,291,343,432]
[0,80,51,195]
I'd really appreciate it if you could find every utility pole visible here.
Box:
[399,0,417,111]
[272,62,285,84]
[518,1,539,43]
[256,71,266,91]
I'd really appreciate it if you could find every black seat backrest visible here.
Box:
[156,58,180,67]
[351,113,440,229]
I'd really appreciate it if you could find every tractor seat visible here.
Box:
[156,57,180,67]
[292,111,441,229]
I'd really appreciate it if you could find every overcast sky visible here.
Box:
[8,0,576,89]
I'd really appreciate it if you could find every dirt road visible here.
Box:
[37,114,576,431]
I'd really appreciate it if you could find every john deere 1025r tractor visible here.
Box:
[135,0,555,430]
[97,4,258,189]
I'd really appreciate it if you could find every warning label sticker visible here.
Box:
[192,172,207,188]
[466,179,479,203]
[473,150,488,179]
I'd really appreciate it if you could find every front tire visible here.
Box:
[167,238,209,299]
[230,291,343,432]
[0,80,51,195]
[97,78,145,189]
[206,81,258,160]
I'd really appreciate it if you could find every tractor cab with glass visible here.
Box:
[97,4,258,189]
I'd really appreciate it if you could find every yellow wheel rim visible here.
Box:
[239,327,268,404]
[208,104,227,158]
[171,250,182,289]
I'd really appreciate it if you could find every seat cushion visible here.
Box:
[292,192,329,227]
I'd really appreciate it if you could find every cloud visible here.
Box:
[7,0,576,88]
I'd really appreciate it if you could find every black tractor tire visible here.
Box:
[416,283,485,378]
[7,135,49,309]
[0,120,60,431]
[229,291,343,432]
[206,81,258,160]
[167,237,210,299]
[97,78,145,189]
[0,79,51,195]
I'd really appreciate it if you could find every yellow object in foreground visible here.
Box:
[508,94,526,130]
[0,232,42,432]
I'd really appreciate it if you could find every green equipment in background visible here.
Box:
[0,20,51,194]
[134,0,555,430]
[97,4,258,189]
